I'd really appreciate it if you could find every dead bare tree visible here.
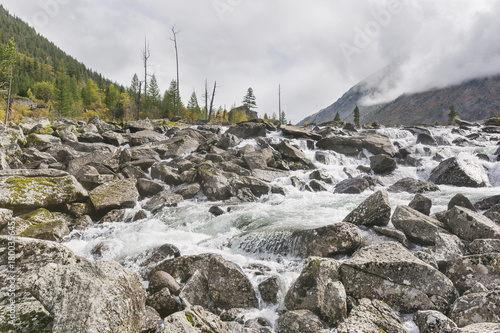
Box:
[208,81,217,121]
[204,79,208,119]
[137,81,142,120]
[170,26,180,116]
[141,38,151,106]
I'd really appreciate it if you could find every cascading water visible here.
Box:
[63,124,500,332]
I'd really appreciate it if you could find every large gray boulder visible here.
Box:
[226,122,267,139]
[443,206,500,241]
[340,242,457,312]
[445,253,500,293]
[369,154,397,174]
[231,223,361,258]
[281,125,322,141]
[388,177,440,193]
[428,157,489,187]
[316,136,363,156]
[0,236,146,333]
[284,257,347,325]
[414,310,458,333]
[449,289,500,327]
[391,205,446,245]
[460,323,500,333]
[162,306,229,333]
[15,208,72,242]
[468,239,500,254]
[334,177,370,194]
[362,133,396,156]
[89,178,139,214]
[0,170,88,212]
[277,310,329,333]
[197,162,232,200]
[343,190,391,226]
[275,140,315,169]
[337,298,406,333]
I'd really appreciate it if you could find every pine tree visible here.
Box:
[148,74,161,107]
[263,113,269,120]
[187,89,202,119]
[242,87,257,110]
[55,75,74,117]
[33,81,54,102]
[353,106,360,127]
[105,83,119,110]
[129,73,140,101]
[447,105,458,125]
[1,37,16,123]
[81,78,101,108]
[334,111,340,122]
[280,111,287,124]
[164,79,183,117]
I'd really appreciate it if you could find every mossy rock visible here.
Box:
[17,208,72,241]
[485,117,500,126]
[26,133,61,149]
[0,290,53,332]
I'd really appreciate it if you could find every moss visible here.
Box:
[185,312,194,326]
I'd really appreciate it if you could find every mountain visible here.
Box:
[298,69,500,126]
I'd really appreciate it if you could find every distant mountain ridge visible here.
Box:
[299,71,500,126]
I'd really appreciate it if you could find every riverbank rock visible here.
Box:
[337,298,406,333]
[388,177,440,193]
[428,157,489,187]
[284,257,347,325]
[0,170,88,212]
[445,253,500,293]
[343,190,391,226]
[89,178,139,214]
[449,289,500,327]
[391,205,446,245]
[442,206,500,241]
[414,310,458,333]
[162,306,229,333]
[340,242,457,312]
[369,154,397,174]
[277,310,329,333]
[334,177,370,194]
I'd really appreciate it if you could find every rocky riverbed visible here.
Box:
[1,116,500,332]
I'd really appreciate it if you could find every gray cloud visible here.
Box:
[3,0,500,123]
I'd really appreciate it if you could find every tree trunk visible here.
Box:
[4,76,12,124]
[137,81,142,120]
[208,81,217,121]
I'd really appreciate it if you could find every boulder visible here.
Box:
[391,205,446,245]
[277,310,329,333]
[449,289,500,327]
[388,177,440,193]
[484,203,500,224]
[26,133,61,150]
[161,306,229,333]
[369,154,397,174]
[337,298,406,333]
[151,136,200,159]
[101,131,128,146]
[316,136,363,156]
[361,133,396,156]
[146,287,179,318]
[443,206,500,241]
[258,276,282,304]
[416,133,438,146]
[340,242,457,312]
[124,119,154,132]
[474,195,500,210]
[0,236,146,333]
[197,162,231,200]
[179,270,211,310]
[0,170,88,212]
[275,140,315,169]
[151,162,183,186]
[231,223,361,258]
[0,208,13,233]
[428,157,489,187]
[468,239,500,254]
[142,191,184,214]
[226,122,267,139]
[372,226,410,248]
[409,193,432,215]
[460,323,500,333]
[448,193,475,211]
[216,133,241,149]
[334,177,370,194]
[136,178,165,198]
[281,125,322,141]
[89,179,139,214]
[148,271,182,295]
[445,253,500,293]
[129,130,164,146]
[16,208,72,242]
[343,190,391,226]
[243,148,274,170]
[414,310,458,333]
[284,257,347,325]
[176,183,201,200]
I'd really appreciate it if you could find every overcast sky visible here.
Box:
[3,0,500,123]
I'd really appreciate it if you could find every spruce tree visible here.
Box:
[353,106,360,127]
[187,89,202,119]
[148,74,161,107]
[447,105,457,125]
[242,87,257,110]
[334,111,340,122]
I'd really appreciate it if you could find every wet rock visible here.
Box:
[136,178,165,198]
[445,253,500,293]
[0,170,88,212]
[307,179,328,192]
[216,132,241,149]
[89,178,139,214]
[343,190,391,226]
[340,242,457,312]
[151,136,200,159]
[149,253,216,283]
[369,154,397,174]
[161,306,229,333]
[207,255,259,309]
[414,310,458,333]
[409,193,432,215]
[314,151,333,164]
[449,289,500,327]
[361,133,397,156]
[448,193,475,211]
[334,177,370,194]
[243,148,274,170]
[143,191,184,213]
[149,271,182,296]
[277,310,329,333]
[138,243,181,275]
[443,206,500,241]
[417,133,438,146]
[275,140,315,169]
[258,276,282,304]
[281,125,322,140]
[284,257,347,325]
[468,239,500,254]
[176,183,201,199]
[229,176,271,198]
[151,162,183,186]
[388,177,440,193]
[316,136,363,156]
[337,298,406,333]
[146,287,180,318]
[197,161,232,200]
[290,176,305,190]
[209,205,225,216]
[392,205,446,245]
[179,270,211,310]
[474,194,500,210]
[372,226,410,248]
[428,157,489,187]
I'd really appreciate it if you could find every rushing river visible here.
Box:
[63,125,500,331]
